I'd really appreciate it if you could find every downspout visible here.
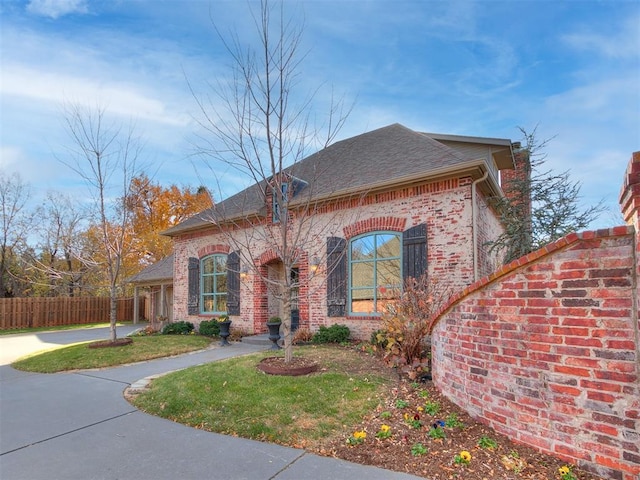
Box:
[472,170,489,282]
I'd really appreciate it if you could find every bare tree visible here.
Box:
[59,103,143,342]
[488,126,605,264]
[29,191,90,297]
[0,172,32,298]
[192,1,354,362]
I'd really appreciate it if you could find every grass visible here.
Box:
[12,335,212,373]
[0,321,133,336]
[131,346,393,448]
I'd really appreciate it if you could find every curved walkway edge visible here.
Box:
[0,328,424,480]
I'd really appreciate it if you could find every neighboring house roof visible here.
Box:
[127,254,174,285]
[163,123,514,237]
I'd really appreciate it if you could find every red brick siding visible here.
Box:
[172,174,503,339]
[430,151,640,480]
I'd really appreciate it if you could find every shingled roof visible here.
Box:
[127,254,174,285]
[163,123,513,237]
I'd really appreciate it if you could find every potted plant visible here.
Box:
[218,314,232,346]
[266,316,282,350]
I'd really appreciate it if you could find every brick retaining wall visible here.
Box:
[429,152,640,480]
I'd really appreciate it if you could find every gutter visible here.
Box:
[472,169,489,281]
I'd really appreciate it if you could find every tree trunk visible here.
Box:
[110,285,117,342]
[282,291,293,363]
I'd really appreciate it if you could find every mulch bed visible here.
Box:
[257,356,319,376]
[88,337,133,348]
[313,348,605,480]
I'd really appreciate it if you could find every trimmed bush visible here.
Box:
[312,324,350,344]
[198,320,220,337]
[161,321,194,335]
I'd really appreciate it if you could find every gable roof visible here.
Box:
[127,254,174,285]
[163,123,514,237]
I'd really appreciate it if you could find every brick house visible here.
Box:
[161,123,519,339]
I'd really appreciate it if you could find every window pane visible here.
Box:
[377,234,400,258]
[351,261,374,288]
[351,288,374,313]
[202,275,214,294]
[215,256,227,273]
[215,294,227,313]
[377,259,401,286]
[202,295,215,313]
[217,274,227,293]
[351,235,375,261]
[202,257,215,274]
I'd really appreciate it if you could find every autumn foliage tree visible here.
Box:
[127,174,212,267]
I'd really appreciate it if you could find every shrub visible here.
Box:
[312,324,350,344]
[198,320,220,337]
[370,329,388,349]
[161,321,194,335]
[379,275,449,372]
[292,327,313,344]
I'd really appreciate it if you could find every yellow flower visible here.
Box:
[558,466,570,475]
[380,424,390,432]
[353,430,367,440]
[417,406,424,412]
[460,451,472,462]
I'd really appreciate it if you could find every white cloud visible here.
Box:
[0,146,24,172]
[2,63,190,128]
[562,14,640,60]
[26,0,88,19]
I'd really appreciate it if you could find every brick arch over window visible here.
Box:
[256,248,303,266]
[343,217,407,240]
[257,249,280,266]
[197,244,230,258]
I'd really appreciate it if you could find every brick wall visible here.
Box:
[172,175,500,339]
[430,151,640,480]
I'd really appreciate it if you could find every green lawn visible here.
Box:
[131,346,394,448]
[12,335,212,373]
[0,322,132,336]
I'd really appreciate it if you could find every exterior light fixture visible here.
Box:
[309,257,320,272]
[240,265,249,278]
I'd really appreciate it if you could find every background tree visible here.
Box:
[193,0,352,362]
[127,174,212,267]
[0,172,32,298]
[59,103,143,342]
[28,192,89,297]
[488,126,605,264]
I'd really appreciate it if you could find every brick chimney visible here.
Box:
[619,151,640,227]
[499,146,532,227]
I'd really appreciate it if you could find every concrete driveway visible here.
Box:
[0,327,423,480]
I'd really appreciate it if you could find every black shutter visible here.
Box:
[326,237,347,317]
[187,257,200,315]
[226,251,240,315]
[403,223,427,281]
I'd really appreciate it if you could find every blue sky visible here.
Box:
[1,0,638,228]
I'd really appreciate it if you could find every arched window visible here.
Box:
[200,254,227,314]
[349,232,401,314]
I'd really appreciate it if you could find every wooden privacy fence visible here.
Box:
[0,297,144,330]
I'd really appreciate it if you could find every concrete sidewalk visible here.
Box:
[0,328,424,480]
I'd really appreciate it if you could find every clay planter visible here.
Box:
[257,356,318,376]
[88,337,133,349]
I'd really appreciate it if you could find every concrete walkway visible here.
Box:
[0,327,423,480]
